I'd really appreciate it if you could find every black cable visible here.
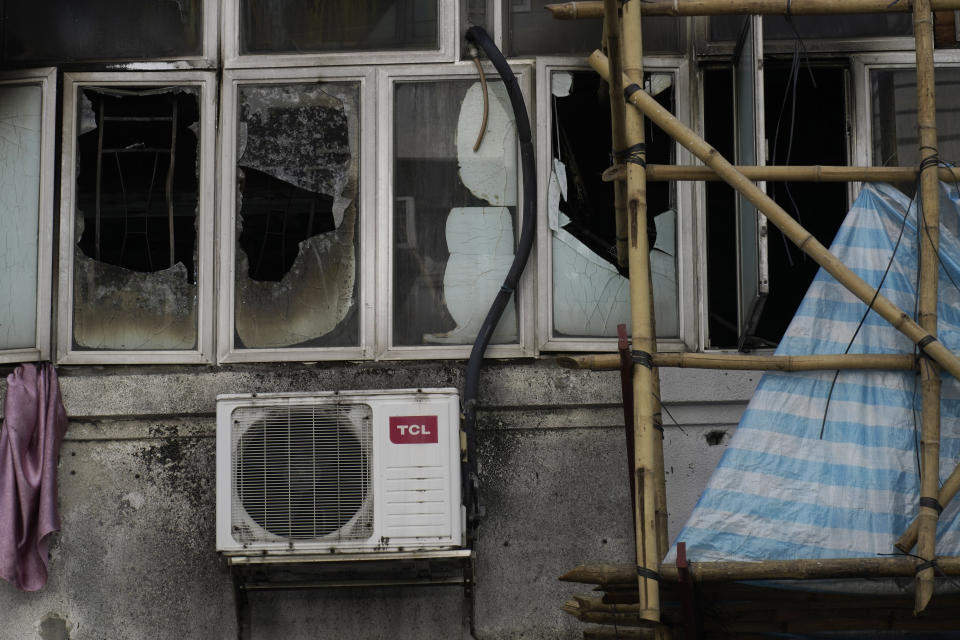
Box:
[462,26,536,534]
[818,182,916,439]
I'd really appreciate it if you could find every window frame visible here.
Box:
[57,71,217,365]
[217,66,377,363]
[535,56,697,353]
[375,61,536,360]
[0,67,56,365]
[222,0,460,70]
[852,50,960,173]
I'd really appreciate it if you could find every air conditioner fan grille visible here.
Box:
[231,403,373,542]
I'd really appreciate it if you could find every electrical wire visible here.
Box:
[470,53,489,153]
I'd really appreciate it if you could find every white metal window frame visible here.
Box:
[222,0,460,69]
[535,56,697,353]
[375,62,536,360]
[0,68,56,365]
[217,66,377,363]
[852,50,960,171]
[57,71,217,365]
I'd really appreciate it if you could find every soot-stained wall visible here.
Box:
[0,362,756,639]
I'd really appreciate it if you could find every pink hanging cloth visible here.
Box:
[0,363,68,591]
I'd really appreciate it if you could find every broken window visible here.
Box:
[5,0,204,63]
[231,81,361,351]
[0,70,54,363]
[546,68,679,341]
[60,73,215,361]
[239,0,438,55]
[506,0,684,56]
[392,77,519,347]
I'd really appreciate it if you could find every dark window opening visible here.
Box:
[706,64,849,349]
[238,168,336,282]
[75,87,200,282]
[704,68,739,347]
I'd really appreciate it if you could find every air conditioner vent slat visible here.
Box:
[231,403,373,542]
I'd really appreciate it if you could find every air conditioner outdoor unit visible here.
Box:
[216,388,464,558]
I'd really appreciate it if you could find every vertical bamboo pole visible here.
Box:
[620,0,663,625]
[604,0,670,564]
[603,0,630,270]
[913,0,942,615]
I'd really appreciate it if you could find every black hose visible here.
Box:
[462,26,536,533]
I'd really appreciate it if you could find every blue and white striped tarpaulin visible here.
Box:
[670,182,960,563]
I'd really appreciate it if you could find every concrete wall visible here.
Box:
[0,361,758,640]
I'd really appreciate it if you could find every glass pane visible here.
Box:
[72,86,201,351]
[241,0,439,55]
[508,0,683,56]
[233,82,361,349]
[6,0,202,62]
[548,70,678,339]
[710,14,911,41]
[393,79,518,346]
[0,84,42,351]
[871,68,960,172]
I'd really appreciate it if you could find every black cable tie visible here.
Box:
[631,350,654,370]
[917,335,938,359]
[624,83,643,101]
[920,496,944,515]
[636,566,661,582]
[916,558,937,574]
[614,143,647,167]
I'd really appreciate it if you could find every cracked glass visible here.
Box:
[0,83,42,351]
[233,81,361,349]
[393,78,518,347]
[71,85,201,351]
[548,69,678,339]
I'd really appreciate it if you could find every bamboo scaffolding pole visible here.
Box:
[619,1,666,626]
[546,0,960,19]
[588,50,960,385]
[613,164,960,183]
[913,0,942,614]
[603,0,629,269]
[556,352,919,372]
[561,557,960,585]
[897,468,960,552]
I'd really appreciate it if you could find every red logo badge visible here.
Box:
[389,415,439,444]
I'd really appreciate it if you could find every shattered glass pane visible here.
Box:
[507,0,682,56]
[234,82,361,349]
[241,0,438,55]
[393,79,518,346]
[72,86,200,351]
[0,84,42,351]
[871,68,960,174]
[549,70,678,339]
[6,0,203,63]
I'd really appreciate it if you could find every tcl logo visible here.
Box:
[389,415,439,444]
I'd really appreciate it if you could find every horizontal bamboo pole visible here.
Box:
[613,164,960,183]
[590,50,960,384]
[561,557,960,585]
[547,0,960,19]
[556,352,918,372]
